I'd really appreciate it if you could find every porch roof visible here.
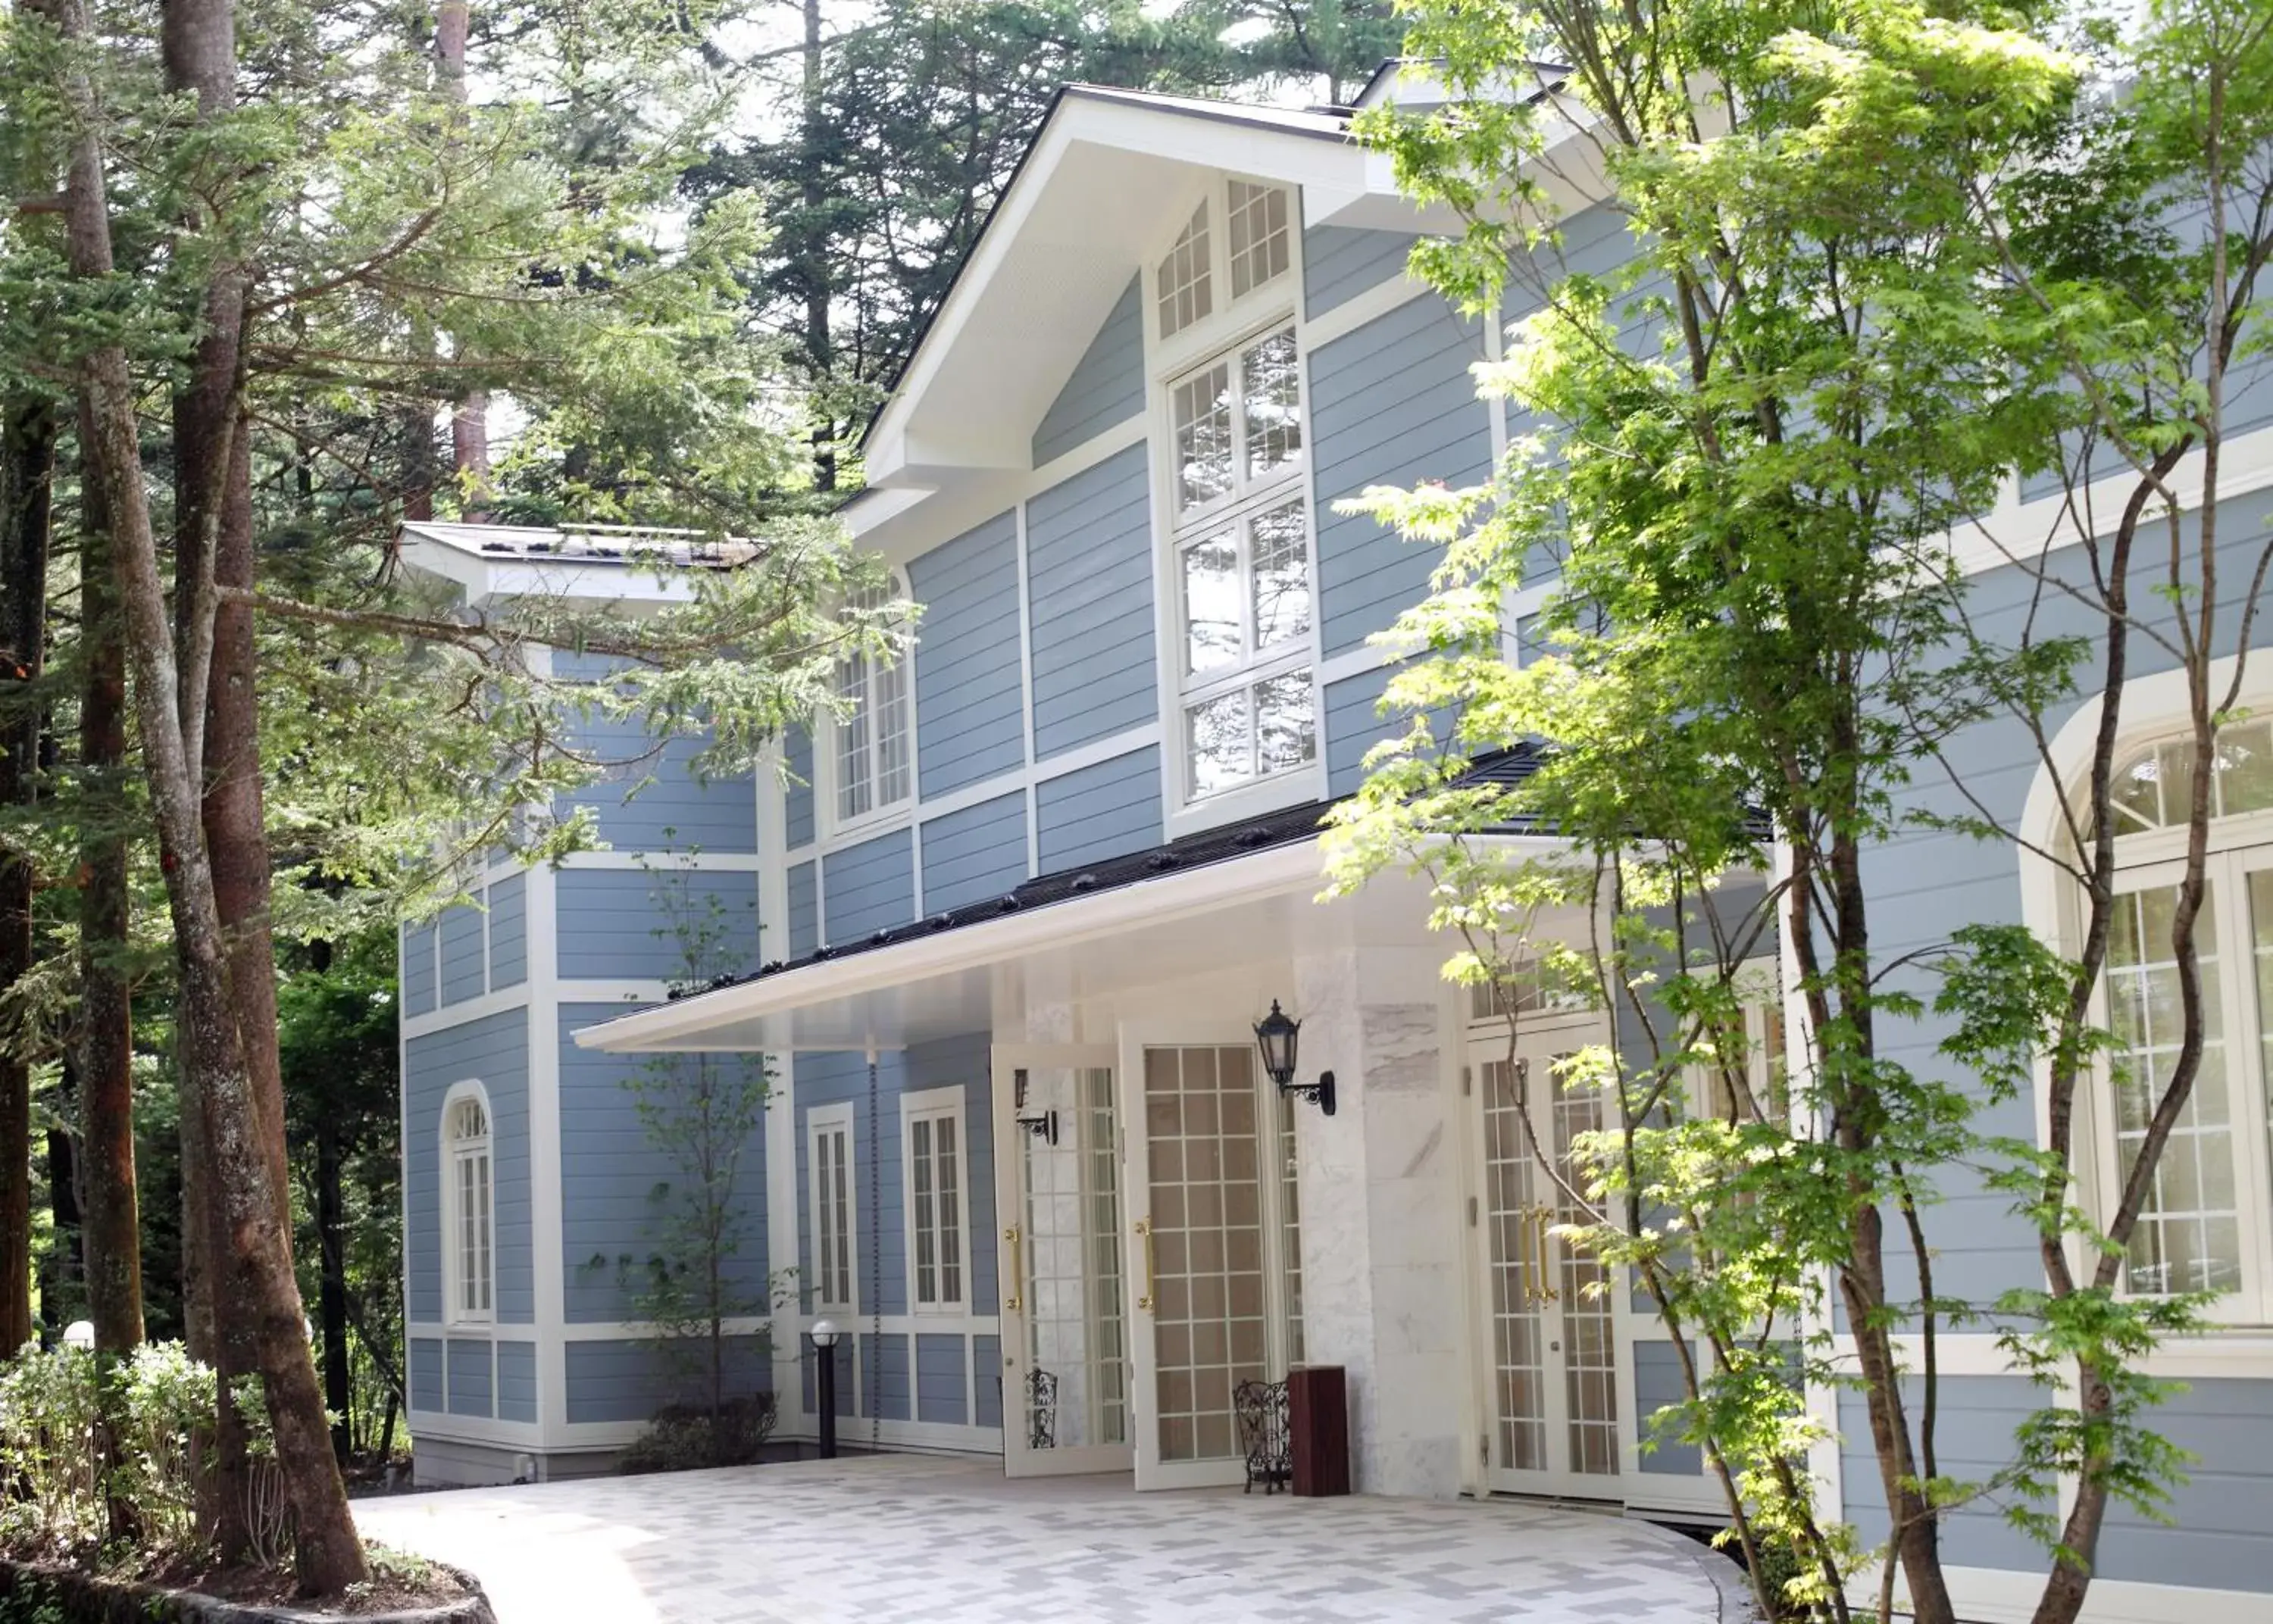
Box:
[571,745,1550,1055]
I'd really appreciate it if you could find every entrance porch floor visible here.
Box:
[352,1454,1743,1623]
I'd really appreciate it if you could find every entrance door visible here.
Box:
[1119,1038,1303,1491]
[1472,1038,1623,1498]
[990,1045,1133,1478]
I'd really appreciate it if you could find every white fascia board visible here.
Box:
[395,539,697,612]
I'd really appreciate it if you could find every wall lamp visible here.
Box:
[1254,1001,1335,1116]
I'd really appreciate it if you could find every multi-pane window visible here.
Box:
[809,1112,855,1313]
[1156,203,1213,339]
[446,1093,492,1323]
[2095,723,2273,1323]
[1227,179,1290,299]
[835,578,909,822]
[907,1101,965,1310]
[1171,326,1315,801]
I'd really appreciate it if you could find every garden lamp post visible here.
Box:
[809,1318,843,1460]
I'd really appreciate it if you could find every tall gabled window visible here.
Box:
[444,1088,493,1324]
[903,1089,966,1311]
[1157,202,1214,339]
[1171,325,1315,800]
[809,1108,855,1313]
[835,576,910,822]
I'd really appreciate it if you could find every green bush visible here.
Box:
[615,1393,777,1475]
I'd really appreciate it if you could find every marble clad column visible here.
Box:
[1291,946,1466,1499]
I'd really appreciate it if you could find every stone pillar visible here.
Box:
[1293,946,1468,1499]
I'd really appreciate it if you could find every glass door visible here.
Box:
[1473,1038,1622,1499]
[1120,1038,1300,1491]
[990,1045,1133,1477]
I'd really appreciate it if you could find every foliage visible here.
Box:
[1334,5,2273,1622]
[0,1343,211,1566]
[614,1393,777,1475]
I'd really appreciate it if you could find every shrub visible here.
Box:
[614,1393,777,1476]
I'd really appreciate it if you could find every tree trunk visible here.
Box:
[0,395,55,1357]
[57,0,367,1589]
[802,0,836,492]
[317,1126,351,1462]
[434,0,489,517]
[77,423,143,1354]
[42,1107,80,1333]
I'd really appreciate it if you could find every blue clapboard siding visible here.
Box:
[1302,224,1420,319]
[1309,294,1495,657]
[409,1338,444,1413]
[1026,444,1157,759]
[404,1010,533,1324]
[973,1334,1002,1429]
[555,868,758,983]
[402,921,436,1017]
[909,512,1025,798]
[549,651,758,854]
[1036,748,1162,875]
[784,725,815,849]
[1032,276,1145,467]
[921,793,1029,914]
[488,873,527,989]
[495,1341,537,1423]
[438,902,486,1006]
[867,1332,911,1421]
[2097,1377,2273,1592]
[1630,1341,1702,1477]
[821,829,915,944]
[1839,1379,2049,1572]
[555,1002,768,1323]
[564,1336,771,1424]
[915,1333,967,1425]
[788,860,819,960]
[446,1338,492,1418]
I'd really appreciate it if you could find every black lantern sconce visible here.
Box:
[1011,1068,1060,1145]
[1254,1001,1335,1116]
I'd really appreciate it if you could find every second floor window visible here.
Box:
[1172,324,1316,800]
[836,578,910,821]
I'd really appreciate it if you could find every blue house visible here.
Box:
[396,67,2273,1624]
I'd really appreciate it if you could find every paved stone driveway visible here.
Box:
[355,1454,1743,1623]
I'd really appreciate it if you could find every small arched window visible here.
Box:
[445,1088,493,1324]
[2096,720,2273,1322]
[835,574,911,822]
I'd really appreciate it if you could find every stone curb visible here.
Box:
[0,1556,496,1623]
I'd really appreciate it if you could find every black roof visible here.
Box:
[667,743,1552,1001]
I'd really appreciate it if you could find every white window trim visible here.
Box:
[440,1079,496,1330]
[1141,174,1326,840]
[807,1103,858,1314]
[899,1085,971,1315]
[823,566,918,844]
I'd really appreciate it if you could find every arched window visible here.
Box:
[834,573,911,823]
[2096,721,2273,1322]
[444,1087,493,1324]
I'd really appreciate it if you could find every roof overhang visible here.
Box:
[395,523,708,611]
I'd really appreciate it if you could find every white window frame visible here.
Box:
[440,1081,495,1329]
[826,568,915,839]
[807,1104,858,1314]
[899,1085,970,1315]
[1143,174,1323,839]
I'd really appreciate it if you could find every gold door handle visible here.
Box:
[1534,1207,1559,1302]
[1134,1216,1156,1311]
[1003,1226,1023,1313]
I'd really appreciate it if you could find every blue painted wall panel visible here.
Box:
[973,1335,1002,1429]
[784,725,815,849]
[909,512,1026,798]
[915,1333,967,1425]
[921,793,1029,914]
[1309,295,1495,658]
[555,868,759,983]
[404,1009,533,1324]
[487,873,527,989]
[788,860,819,960]
[1026,444,1158,760]
[1631,1341,1702,1476]
[564,1336,771,1424]
[1302,225,1420,319]
[446,1338,492,1418]
[409,1338,444,1413]
[2097,1377,2273,1592]
[548,653,758,854]
[866,1332,911,1422]
[555,1002,769,1323]
[495,1341,537,1423]
[821,828,915,945]
[438,903,485,1006]
[402,922,436,1017]
[1033,276,1145,467]
[1036,748,1162,875]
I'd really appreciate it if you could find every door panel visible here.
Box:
[992,1045,1132,1478]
